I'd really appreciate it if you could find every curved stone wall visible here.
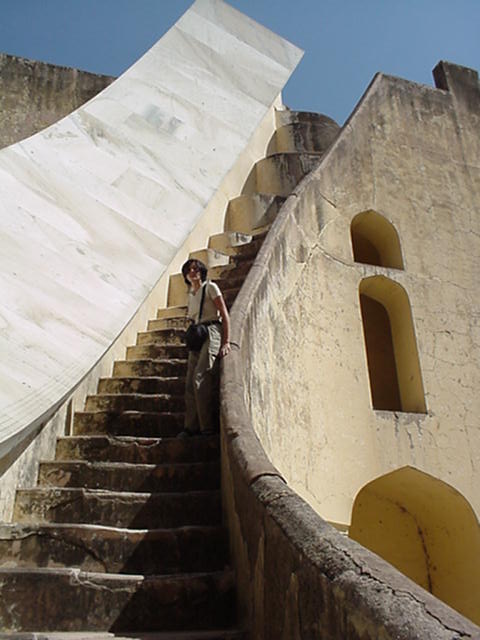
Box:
[0,54,114,149]
[221,62,480,635]
[225,63,480,527]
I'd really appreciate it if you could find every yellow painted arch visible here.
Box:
[349,466,480,624]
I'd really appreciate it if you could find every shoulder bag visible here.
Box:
[184,282,209,351]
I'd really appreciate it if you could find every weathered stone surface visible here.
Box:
[224,194,286,234]
[220,65,480,637]
[55,436,220,464]
[0,53,114,149]
[13,487,221,529]
[147,314,190,330]
[126,345,187,362]
[0,568,235,632]
[98,377,185,396]
[253,152,320,196]
[84,394,184,414]
[0,523,228,574]
[73,411,184,437]
[272,109,340,154]
[112,360,187,379]
[135,329,186,347]
[38,460,220,492]
[0,632,245,640]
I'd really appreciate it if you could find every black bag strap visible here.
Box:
[197,281,207,324]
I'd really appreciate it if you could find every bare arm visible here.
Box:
[213,294,231,357]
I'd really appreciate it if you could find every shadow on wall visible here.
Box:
[351,211,426,414]
[349,466,480,625]
[359,277,426,413]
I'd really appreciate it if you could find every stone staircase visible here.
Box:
[0,110,339,637]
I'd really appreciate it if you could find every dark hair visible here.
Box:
[181,259,208,285]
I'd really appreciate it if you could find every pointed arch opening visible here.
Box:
[351,210,404,269]
[349,467,480,625]
[359,276,426,413]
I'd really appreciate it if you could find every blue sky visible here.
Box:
[1,0,479,124]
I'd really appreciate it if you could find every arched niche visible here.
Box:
[349,467,480,625]
[359,276,426,413]
[351,210,404,269]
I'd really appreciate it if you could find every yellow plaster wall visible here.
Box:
[246,69,480,534]
[349,467,480,624]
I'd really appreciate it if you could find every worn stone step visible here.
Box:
[228,256,255,276]
[156,305,187,320]
[0,568,235,632]
[147,315,190,330]
[223,233,266,260]
[13,487,221,529]
[0,631,245,640]
[98,376,185,396]
[126,344,187,361]
[0,523,228,575]
[273,121,338,155]
[113,359,187,378]
[73,411,184,437]
[187,248,230,270]
[84,394,184,414]
[208,231,253,256]
[38,460,220,493]
[224,193,285,234]
[212,273,247,292]
[136,328,186,347]
[272,110,340,155]
[55,435,219,465]
[253,152,320,196]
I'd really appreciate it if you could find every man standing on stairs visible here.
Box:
[179,258,231,437]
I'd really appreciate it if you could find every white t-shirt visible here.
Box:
[187,281,222,323]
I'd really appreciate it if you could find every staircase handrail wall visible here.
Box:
[220,73,480,638]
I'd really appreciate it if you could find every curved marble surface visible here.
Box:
[0,0,302,454]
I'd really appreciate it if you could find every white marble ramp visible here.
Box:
[0,0,302,455]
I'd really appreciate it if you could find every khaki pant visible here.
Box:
[184,323,222,433]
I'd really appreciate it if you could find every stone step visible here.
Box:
[276,108,339,128]
[273,121,338,154]
[0,631,246,640]
[84,394,184,414]
[253,152,320,196]
[55,435,219,465]
[0,568,235,632]
[38,460,220,493]
[113,359,187,378]
[126,344,187,361]
[13,488,221,529]
[212,273,247,292]
[147,315,190,330]
[73,411,184,437]
[136,328,186,347]
[272,110,340,155]
[98,376,185,396]
[223,233,266,259]
[208,231,253,256]
[224,193,285,234]
[156,305,187,320]
[187,248,230,270]
[0,523,228,575]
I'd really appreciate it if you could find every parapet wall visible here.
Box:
[0,54,115,149]
[221,61,480,636]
